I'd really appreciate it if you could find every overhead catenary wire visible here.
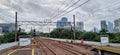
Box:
[52,0,81,19]
[58,0,68,12]
[89,1,120,17]
[61,0,81,13]
[50,0,68,19]
[93,1,120,12]
[53,0,90,19]
[58,0,73,14]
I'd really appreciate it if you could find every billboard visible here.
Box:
[100,35,109,46]
[19,38,31,46]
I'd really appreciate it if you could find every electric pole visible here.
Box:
[15,12,17,42]
[73,15,75,42]
[49,27,50,38]
[70,22,73,40]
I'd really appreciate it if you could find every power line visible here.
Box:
[58,0,73,14]
[93,1,120,12]
[52,0,81,19]
[51,0,74,19]
[53,0,90,19]
[58,0,68,11]
[50,0,68,19]
[62,0,81,13]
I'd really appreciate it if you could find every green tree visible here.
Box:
[3,31,27,43]
[0,35,5,44]
[4,32,15,42]
[100,29,108,34]
[110,33,120,43]
[48,28,120,43]
[79,32,96,41]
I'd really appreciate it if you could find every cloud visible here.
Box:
[0,0,120,32]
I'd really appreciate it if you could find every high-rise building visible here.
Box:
[107,21,114,32]
[56,17,69,28]
[101,20,108,30]
[0,27,2,34]
[93,27,98,33]
[56,21,62,28]
[0,23,15,33]
[63,22,72,29]
[75,22,84,31]
[114,18,120,32]
[61,17,68,22]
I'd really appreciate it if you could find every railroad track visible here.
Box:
[34,38,95,55]
[35,38,56,55]
[42,39,79,55]
[34,38,42,55]
[55,43,84,55]
[41,38,84,55]
[61,42,90,50]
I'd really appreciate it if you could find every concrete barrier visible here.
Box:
[48,38,120,47]
[0,42,18,50]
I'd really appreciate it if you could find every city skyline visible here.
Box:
[100,20,114,32]
[56,17,84,31]
[0,18,117,33]
[0,0,120,55]
[0,0,120,31]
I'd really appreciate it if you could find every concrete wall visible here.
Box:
[48,38,120,47]
[0,42,18,50]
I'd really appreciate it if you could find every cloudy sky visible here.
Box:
[0,0,120,32]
